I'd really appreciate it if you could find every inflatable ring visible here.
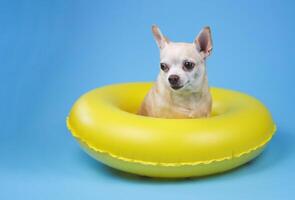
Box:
[67,82,276,178]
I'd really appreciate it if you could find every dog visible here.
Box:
[138,25,213,118]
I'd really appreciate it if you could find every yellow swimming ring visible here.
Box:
[67,82,276,178]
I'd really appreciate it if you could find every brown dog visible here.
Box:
[138,25,213,118]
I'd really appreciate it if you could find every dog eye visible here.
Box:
[160,63,169,72]
[183,61,195,71]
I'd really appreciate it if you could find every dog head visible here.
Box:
[152,25,213,92]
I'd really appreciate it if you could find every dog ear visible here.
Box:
[194,26,213,58]
[152,25,170,49]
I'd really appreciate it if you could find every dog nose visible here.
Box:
[168,75,180,85]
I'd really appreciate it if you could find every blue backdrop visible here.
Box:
[1,0,294,199]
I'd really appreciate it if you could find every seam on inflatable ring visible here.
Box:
[66,117,276,167]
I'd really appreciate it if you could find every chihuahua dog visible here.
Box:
[138,25,213,118]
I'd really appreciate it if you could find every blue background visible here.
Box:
[1,0,294,199]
